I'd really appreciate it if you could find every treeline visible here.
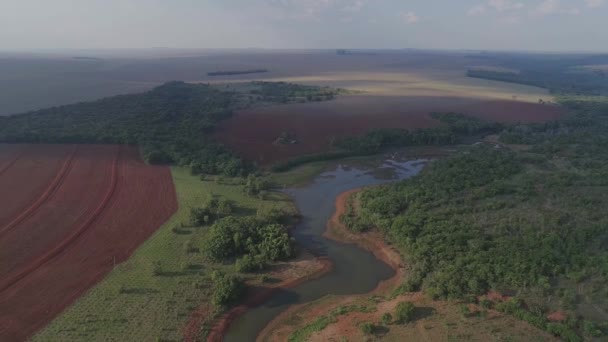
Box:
[0,81,250,176]
[0,81,342,177]
[271,113,501,172]
[250,81,342,103]
[208,69,268,76]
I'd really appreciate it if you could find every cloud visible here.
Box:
[399,11,420,24]
[342,0,365,12]
[585,0,605,8]
[532,0,580,15]
[467,4,487,16]
[488,0,524,11]
[467,0,523,16]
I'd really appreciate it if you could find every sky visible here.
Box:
[0,0,606,52]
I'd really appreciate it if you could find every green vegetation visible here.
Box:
[381,312,393,325]
[189,196,235,225]
[34,168,296,341]
[205,216,294,263]
[210,271,245,306]
[250,81,342,103]
[272,112,500,172]
[359,321,377,335]
[0,81,340,176]
[346,78,608,339]
[395,301,416,324]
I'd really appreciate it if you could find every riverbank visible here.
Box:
[257,188,406,341]
[194,250,333,342]
[256,188,558,342]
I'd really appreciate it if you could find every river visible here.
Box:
[224,158,427,341]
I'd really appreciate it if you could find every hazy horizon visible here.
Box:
[1,0,607,53]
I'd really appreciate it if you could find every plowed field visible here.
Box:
[0,144,177,341]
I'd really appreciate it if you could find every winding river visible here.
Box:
[224,158,427,341]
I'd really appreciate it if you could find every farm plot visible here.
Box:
[215,95,565,164]
[0,144,177,342]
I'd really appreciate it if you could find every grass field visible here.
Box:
[34,167,295,341]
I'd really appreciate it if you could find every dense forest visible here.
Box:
[345,61,608,340]
[0,81,341,176]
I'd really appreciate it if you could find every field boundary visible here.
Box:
[0,146,121,293]
[0,145,78,237]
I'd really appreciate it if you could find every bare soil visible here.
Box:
[216,95,565,165]
[0,144,177,341]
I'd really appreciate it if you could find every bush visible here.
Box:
[480,299,493,309]
[359,322,376,335]
[583,320,603,338]
[190,197,235,226]
[381,312,393,325]
[235,254,268,273]
[395,301,415,324]
[211,271,245,306]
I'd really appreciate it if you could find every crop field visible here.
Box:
[216,95,564,164]
[33,168,296,342]
[0,144,177,341]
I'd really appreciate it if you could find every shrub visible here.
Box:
[582,320,602,338]
[359,322,375,335]
[381,312,393,325]
[395,301,415,324]
[480,299,492,309]
[211,271,245,306]
[235,254,268,273]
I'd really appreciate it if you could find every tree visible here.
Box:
[211,271,245,306]
[395,301,415,324]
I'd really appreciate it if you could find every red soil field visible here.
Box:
[215,95,565,165]
[0,144,177,342]
[0,145,73,227]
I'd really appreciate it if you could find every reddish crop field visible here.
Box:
[0,144,177,342]
[215,95,565,164]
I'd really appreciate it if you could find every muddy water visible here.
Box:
[224,159,427,341]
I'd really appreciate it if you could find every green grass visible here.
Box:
[34,167,294,342]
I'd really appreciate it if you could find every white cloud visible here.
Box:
[489,0,524,11]
[399,11,420,24]
[585,0,605,8]
[467,4,487,16]
[532,0,580,15]
[467,0,523,16]
[342,0,365,12]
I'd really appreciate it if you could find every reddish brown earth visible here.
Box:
[0,145,73,227]
[0,144,177,342]
[216,96,565,165]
